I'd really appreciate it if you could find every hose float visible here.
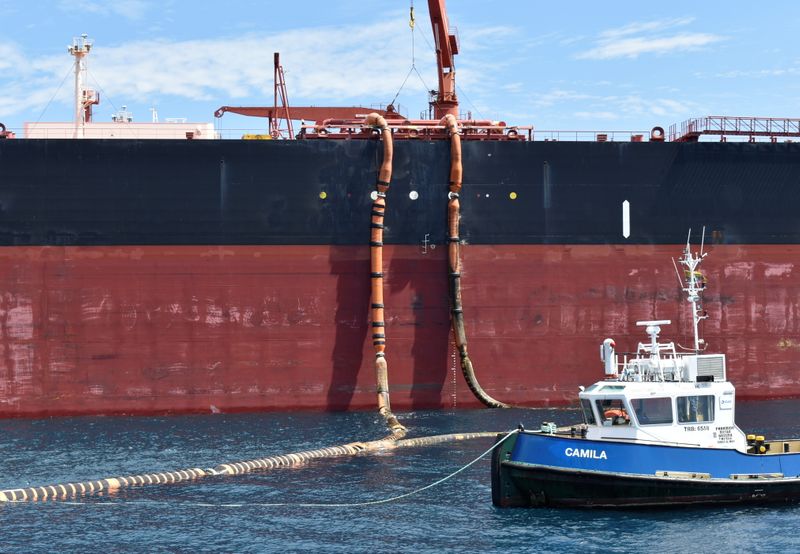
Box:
[365,113,406,439]
[442,114,510,409]
[0,432,498,502]
[0,468,207,503]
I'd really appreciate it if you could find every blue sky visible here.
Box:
[1,0,799,136]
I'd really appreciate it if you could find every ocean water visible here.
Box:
[1,401,800,553]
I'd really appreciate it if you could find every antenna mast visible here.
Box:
[677,227,709,352]
[68,34,94,139]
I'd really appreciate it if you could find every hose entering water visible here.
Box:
[442,114,510,409]
[365,113,407,439]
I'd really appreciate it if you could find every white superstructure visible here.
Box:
[25,35,217,140]
[579,230,749,452]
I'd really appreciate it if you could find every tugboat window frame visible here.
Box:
[580,398,597,425]
[630,397,673,425]
[595,398,631,426]
[677,394,715,424]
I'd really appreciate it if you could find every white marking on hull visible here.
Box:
[622,200,630,238]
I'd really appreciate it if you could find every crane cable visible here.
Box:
[389,1,433,112]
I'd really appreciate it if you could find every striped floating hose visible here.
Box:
[0,432,499,502]
[0,468,207,503]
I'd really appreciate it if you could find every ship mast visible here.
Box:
[68,34,93,139]
[675,228,709,352]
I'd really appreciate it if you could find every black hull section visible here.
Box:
[2,139,800,246]
[498,464,800,508]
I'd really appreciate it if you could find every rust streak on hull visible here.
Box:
[0,244,798,417]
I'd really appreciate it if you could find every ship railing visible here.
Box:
[669,116,800,142]
[531,130,652,142]
[615,350,684,382]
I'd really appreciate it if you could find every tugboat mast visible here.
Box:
[675,227,708,352]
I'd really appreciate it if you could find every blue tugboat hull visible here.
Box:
[492,432,800,508]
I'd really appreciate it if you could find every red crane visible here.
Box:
[214,53,397,137]
[214,2,527,140]
[427,0,459,119]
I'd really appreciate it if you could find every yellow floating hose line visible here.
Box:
[365,113,406,439]
[442,114,510,409]
[0,431,500,503]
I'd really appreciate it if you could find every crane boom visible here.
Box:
[427,0,459,118]
[214,106,394,123]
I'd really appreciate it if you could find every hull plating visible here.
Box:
[1,243,799,417]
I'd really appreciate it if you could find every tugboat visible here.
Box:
[492,231,800,508]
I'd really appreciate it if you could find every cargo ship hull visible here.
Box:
[1,138,799,416]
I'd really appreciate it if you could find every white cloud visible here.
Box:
[577,18,724,60]
[0,22,411,116]
[529,89,594,109]
[0,43,23,72]
[519,88,704,128]
[574,111,618,120]
[502,82,524,93]
[57,0,150,20]
[711,67,800,79]
[579,34,723,60]
[0,13,516,122]
[598,17,695,39]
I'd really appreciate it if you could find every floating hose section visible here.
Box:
[0,432,498,502]
[365,113,407,439]
[442,114,510,409]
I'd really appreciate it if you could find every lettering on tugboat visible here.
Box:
[684,425,710,432]
[564,447,608,460]
[715,426,735,444]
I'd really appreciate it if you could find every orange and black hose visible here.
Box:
[442,114,510,409]
[365,113,407,438]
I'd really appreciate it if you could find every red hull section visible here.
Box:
[0,244,798,417]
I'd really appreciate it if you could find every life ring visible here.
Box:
[651,126,664,139]
[507,129,518,138]
[604,408,629,424]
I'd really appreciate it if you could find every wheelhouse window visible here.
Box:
[631,397,673,425]
[580,398,596,425]
[595,398,630,426]
[677,395,715,423]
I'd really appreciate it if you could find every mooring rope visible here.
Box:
[442,114,510,409]
[0,431,502,503]
[195,429,517,508]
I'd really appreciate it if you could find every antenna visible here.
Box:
[677,227,708,353]
[700,225,706,258]
[671,257,683,288]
